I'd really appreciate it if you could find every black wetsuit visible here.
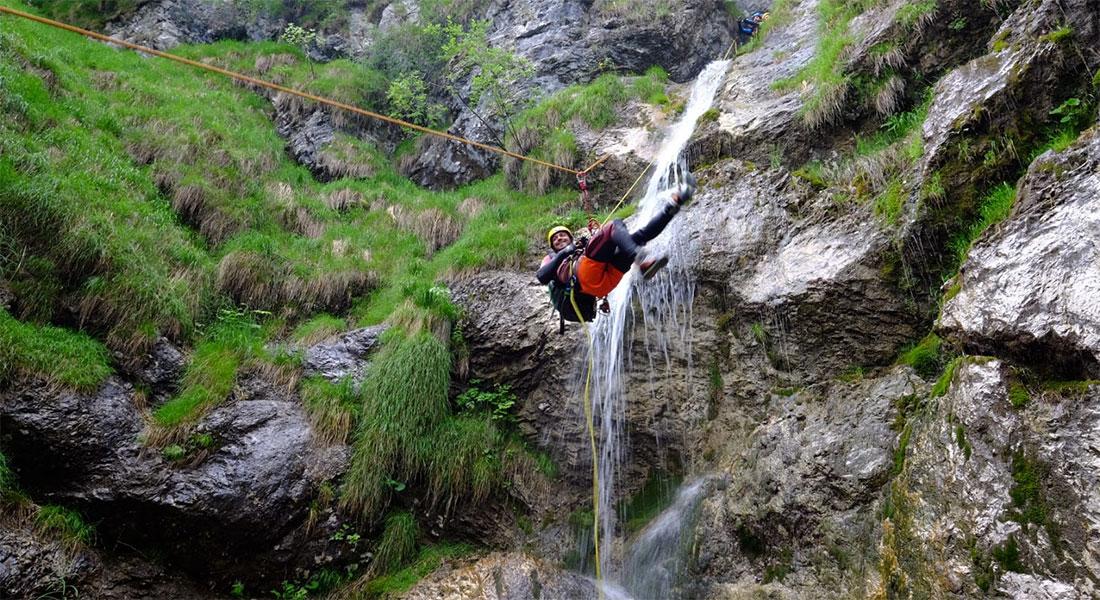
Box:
[738,18,760,46]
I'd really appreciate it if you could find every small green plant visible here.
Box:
[992,535,1024,572]
[949,17,967,31]
[1009,451,1048,526]
[1040,26,1074,44]
[1008,382,1030,408]
[456,379,518,422]
[35,505,95,550]
[954,424,972,460]
[374,511,419,573]
[280,23,318,77]
[931,357,964,398]
[163,445,187,461]
[897,333,943,379]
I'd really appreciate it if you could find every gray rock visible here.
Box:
[693,161,921,380]
[690,0,816,170]
[273,92,336,179]
[939,129,1100,377]
[921,0,1100,177]
[450,271,588,472]
[402,551,596,600]
[690,368,917,593]
[0,517,93,599]
[379,0,421,32]
[896,359,1099,596]
[106,0,281,50]
[302,325,388,383]
[123,337,185,402]
[0,376,347,582]
[0,513,226,599]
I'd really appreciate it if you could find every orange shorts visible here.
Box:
[576,256,625,297]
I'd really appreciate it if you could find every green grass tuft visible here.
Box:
[948,182,1016,268]
[0,307,112,391]
[1008,382,1030,408]
[897,333,943,379]
[931,357,964,398]
[373,511,420,574]
[300,376,361,445]
[35,504,95,549]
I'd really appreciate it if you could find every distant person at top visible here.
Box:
[738,11,768,46]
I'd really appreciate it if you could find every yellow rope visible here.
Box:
[0,5,611,177]
[599,156,657,227]
[569,287,603,598]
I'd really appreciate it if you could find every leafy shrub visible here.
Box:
[456,379,518,422]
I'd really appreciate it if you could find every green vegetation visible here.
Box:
[620,471,682,533]
[948,182,1017,268]
[373,511,420,574]
[763,549,793,583]
[1008,381,1030,408]
[360,542,474,598]
[35,505,95,550]
[931,357,964,398]
[151,308,273,434]
[505,66,672,193]
[954,423,971,460]
[0,307,112,391]
[897,333,943,379]
[992,534,1023,572]
[1041,380,1099,396]
[27,0,141,29]
[456,379,518,423]
[300,376,360,445]
[1040,26,1074,44]
[1009,451,1048,527]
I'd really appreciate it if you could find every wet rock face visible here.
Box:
[939,130,1100,377]
[898,360,1100,597]
[0,375,347,583]
[689,368,917,596]
[693,0,818,167]
[921,0,1100,179]
[450,271,595,475]
[692,162,922,380]
[402,551,596,600]
[0,516,93,599]
[0,515,223,600]
[302,325,388,383]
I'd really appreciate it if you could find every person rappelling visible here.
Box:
[536,171,697,332]
[737,11,769,46]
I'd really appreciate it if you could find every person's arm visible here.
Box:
[536,244,576,285]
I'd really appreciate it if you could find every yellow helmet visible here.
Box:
[546,225,573,246]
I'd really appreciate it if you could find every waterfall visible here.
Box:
[579,59,730,591]
[621,477,714,599]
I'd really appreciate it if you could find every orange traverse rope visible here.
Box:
[0,5,611,177]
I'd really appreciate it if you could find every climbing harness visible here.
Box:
[0,5,609,178]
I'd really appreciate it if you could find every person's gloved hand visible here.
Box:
[559,243,577,256]
[673,171,697,206]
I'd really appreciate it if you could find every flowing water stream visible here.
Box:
[578,58,730,598]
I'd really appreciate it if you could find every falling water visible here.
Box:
[580,59,730,588]
[621,477,715,599]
